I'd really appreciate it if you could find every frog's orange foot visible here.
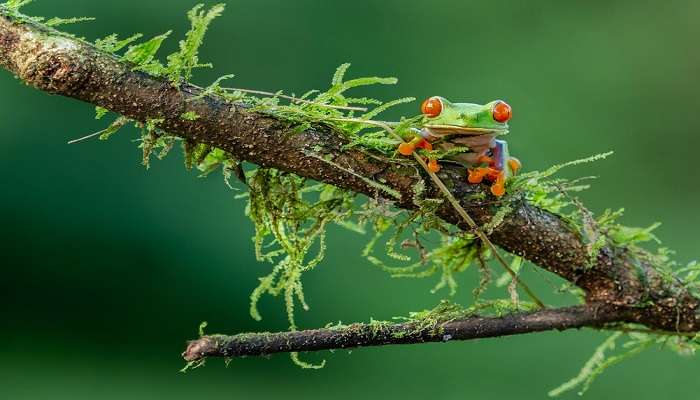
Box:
[490,171,507,197]
[508,157,522,174]
[427,158,440,173]
[468,167,490,184]
[398,138,431,156]
[491,181,506,197]
[486,167,502,181]
[398,142,415,156]
[469,167,507,197]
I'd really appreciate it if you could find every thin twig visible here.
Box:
[182,304,626,361]
[67,130,104,144]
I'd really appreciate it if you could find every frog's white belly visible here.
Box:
[422,128,495,165]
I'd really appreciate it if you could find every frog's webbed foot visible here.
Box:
[398,140,417,156]
[468,167,507,196]
[398,136,430,156]
[488,157,521,197]
[490,170,506,197]
[398,136,441,173]
[427,158,440,173]
[468,167,495,184]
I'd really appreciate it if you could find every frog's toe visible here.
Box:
[508,157,522,174]
[491,181,506,197]
[398,142,415,156]
[468,167,489,184]
[490,172,507,197]
[486,167,502,181]
[427,158,441,173]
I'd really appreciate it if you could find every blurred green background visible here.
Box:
[2,0,699,399]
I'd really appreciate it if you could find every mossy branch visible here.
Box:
[182,304,629,362]
[0,5,698,363]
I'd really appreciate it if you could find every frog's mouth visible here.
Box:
[424,125,508,136]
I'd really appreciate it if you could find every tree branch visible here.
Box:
[0,7,698,361]
[182,304,629,361]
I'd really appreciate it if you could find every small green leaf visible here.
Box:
[198,321,208,336]
[123,31,172,75]
[4,0,34,11]
[609,222,661,245]
[95,33,143,53]
[166,3,225,84]
[331,63,351,86]
[45,16,95,27]
[99,117,130,140]
[94,106,108,120]
[361,97,415,120]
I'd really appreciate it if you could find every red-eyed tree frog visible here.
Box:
[398,96,520,197]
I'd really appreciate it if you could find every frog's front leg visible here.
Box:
[398,129,440,172]
[467,139,521,197]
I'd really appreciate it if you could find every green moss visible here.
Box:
[95,33,143,53]
[94,106,108,120]
[123,31,172,75]
[3,0,33,13]
[165,4,225,85]
[198,321,208,337]
[367,318,391,337]
[180,111,200,121]
[45,16,95,27]
[482,202,514,235]
[548,331,662,397]
[67,116,130,144]
[392,299,537,338]
[290,352,325,369]
[245,169,356,329]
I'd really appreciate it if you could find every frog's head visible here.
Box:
[420,96,511,136]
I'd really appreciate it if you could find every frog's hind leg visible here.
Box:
[493,139,522,176]
[487,140,512,197]
[491,140,508,171]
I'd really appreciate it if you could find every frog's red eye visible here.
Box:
[421,96,443,117]
[492,101,512,123]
